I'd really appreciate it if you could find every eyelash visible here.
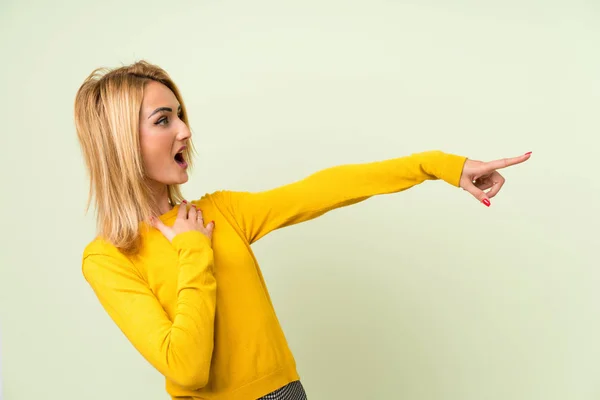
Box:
[156,112,184,126]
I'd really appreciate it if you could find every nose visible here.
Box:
[177,120,192,141]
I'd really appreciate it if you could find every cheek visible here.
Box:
[140,132,173,169]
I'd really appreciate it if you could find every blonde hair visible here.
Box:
[74,60,195,255]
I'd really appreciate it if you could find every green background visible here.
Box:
[1,1,598,399]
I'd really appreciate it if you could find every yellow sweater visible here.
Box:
[82,151,467,399]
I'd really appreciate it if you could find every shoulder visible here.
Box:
[191,190,230,203]
[81,236,135,280]
[83,236,122,260]
[190,190,242,211]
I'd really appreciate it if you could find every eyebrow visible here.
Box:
[148,104,182,119]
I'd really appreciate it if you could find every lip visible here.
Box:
[174,145,188,169]
[176,160,188,169]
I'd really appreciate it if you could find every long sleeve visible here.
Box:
[215,150,467,244]
[82,231,217,389]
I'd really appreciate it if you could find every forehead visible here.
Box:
[141,81,179,114]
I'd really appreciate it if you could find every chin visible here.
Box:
[172,171,189,185]
[153,173,188,186]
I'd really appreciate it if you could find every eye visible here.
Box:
[154,110,183,126]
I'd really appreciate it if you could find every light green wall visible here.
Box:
[1,1,598,399]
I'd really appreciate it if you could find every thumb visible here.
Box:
[463,182,491,207]
[150,216,174,241]
[206,220,215,236]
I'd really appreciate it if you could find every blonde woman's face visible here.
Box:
[139,81,191,186]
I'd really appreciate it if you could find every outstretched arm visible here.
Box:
[213,150,531,244]
[213,151,466,244]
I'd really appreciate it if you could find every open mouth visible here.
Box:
[174,151,187,168]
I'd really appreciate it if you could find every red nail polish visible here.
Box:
[482,199,491,207]
[182,200,187,204]
[525,151,532,155]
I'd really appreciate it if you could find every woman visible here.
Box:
[74,60,530,400]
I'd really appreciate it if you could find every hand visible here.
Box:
[150,201,215,242]
[459,152,532,207]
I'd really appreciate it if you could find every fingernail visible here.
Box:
[182,200,187,204]
[482,199,491,207]
[525,151,532,155]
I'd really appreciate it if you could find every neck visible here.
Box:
[149,181,172,216]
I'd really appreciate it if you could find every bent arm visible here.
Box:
[215,150,466,243]
[83,231,216,389]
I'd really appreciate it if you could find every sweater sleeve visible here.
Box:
[82,230,216,389]
[216,150,467,244]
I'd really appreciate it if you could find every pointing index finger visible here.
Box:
[484,152,532,171]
